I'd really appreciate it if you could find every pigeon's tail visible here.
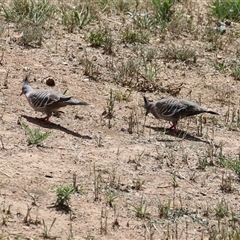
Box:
[205,110,219,115]
[66,98,91,106]
[143,96,153,116]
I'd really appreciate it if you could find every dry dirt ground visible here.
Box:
[1,0,240,239]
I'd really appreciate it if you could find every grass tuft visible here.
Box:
[88,29,114,54]
[55,185,76,212]
[211,0,240,21]
[152,0,176,29]
[61,5,92,33]
[163,44,197,63]
[2,0,55,25]
[2,0,55,46]
[21,122,51,145]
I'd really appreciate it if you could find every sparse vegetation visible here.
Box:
[116,59,139,81]
[232,64,240,80]
[229,159,240,179]
[211,0,240,21]
[2,0,55,45]
[105,191,117,208]
[133,196,149,219]
[61,5,91,32]
[152,0,176,28]
[88,29,114,54]
[158,200,171,218]
[55,185,76,211]
[103,89,116,129]
[2,0,240,239]
[133,179,145,190]
[113,89,132,102]
[142,56,160,81]
[2,0,55,25]
[42,218,57,238]
[128,12,155,29]
[121,27,149,44]
[163,44,197,63]
[214,199,229,218]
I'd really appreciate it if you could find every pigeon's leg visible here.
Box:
[38,113,52,123]
[43,115,51,122]
[168,122,177,132]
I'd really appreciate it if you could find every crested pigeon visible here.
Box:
[21,75,91,122]
[143,96,219,131]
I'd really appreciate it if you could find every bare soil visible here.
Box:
[1,0,240,239]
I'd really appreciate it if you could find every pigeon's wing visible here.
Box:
[29,90,71,109]
[155,98,187,117]
[177,99,206,117]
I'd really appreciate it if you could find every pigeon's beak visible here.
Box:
[20,89,23,96]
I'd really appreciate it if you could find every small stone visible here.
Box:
[46,78,55,87]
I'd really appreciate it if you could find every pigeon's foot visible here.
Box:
[37,116,51,123]
[167,124,177,132]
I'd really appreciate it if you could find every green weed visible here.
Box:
[85,234,96,240]
[152,0,176,29]
[80,56,100,80]
[88,29,114,54]
[121,27,149,44]
[211,0,240,21]
[56,186,76,205]
[142,56,160,81]
[229,160,240,179]
[163,44,197,63]
[220,172,233,193]
[55,185,76,209]
[214,199,229,218]
[2,0,55,46]
[232,64,240,80]
[105,191,117,208]
[171,172,179,188]
[128,0,175,30]
[214,60,228,73]
[117,59,139,81]
[127,150,145,170]
[143,48,158,62]
[158,200,171,218]
[114,0,131,13]
[100,207,108,235]
[2,0,55,25]
[18,22,44,46]
[42,218,57,238]
[133,196,149,219]
[93,164,102,201]
[127,108,138,134]
[61,5,91,33]
[113,89,132,102]
[21,123,51,145]
[103,89,116,129]
[128,12,155,29]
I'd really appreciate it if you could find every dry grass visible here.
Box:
[0,0,240,239]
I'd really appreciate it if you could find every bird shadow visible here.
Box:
[21,115,92,140]
[145,125,210,144]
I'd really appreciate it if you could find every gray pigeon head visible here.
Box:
[20,75,32,96]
